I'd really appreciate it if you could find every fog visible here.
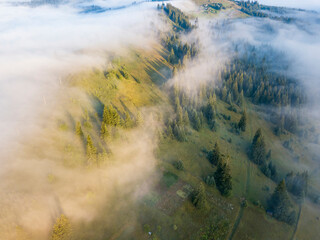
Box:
[0,0,163,239]
[258,0,320,11]
[0,0,159,151]
[170,0,320,111]
[166,0,320,176]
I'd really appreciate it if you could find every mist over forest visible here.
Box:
[0,0,320,239]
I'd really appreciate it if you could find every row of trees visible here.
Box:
[219,44,305,108]
[268,180,296,225]
[162,3,193,31]
[249,128,279,181]
[192,143,233,210]
[208,143,233,196]
[163,34,198,67]
[248,128,301,224]
[235,0,295,23]
[74,106,142,166]
[165,86,206,141]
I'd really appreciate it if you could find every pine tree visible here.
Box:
[268,180,295,224]
[183,109,189,125]
[102,106,111,125]
[209,142,222,165]
[194,114,201,131]
[250,128,266,165]
[172,66,177,77]
[51,214,72,240]
[173,122,186,142]
[174,95,180,111]
[169,48,175,64]
[103,105,121,127]
[177,105,184,125]
[221,86,227,101]
[110,106,121,126]
[238,110,247,132]
[227,92,233,105]
[205,102,216,124]
[192,182,207,209]
[100,123,110,141]
[75,121,83,138]
[167,125,174,139]
[209,92,216,106]
[86,135,97,166]
[238,90,244,106]
[214,160,232,196]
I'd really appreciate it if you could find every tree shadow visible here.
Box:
[88,94,105,121]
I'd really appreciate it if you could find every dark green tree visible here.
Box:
[183,109,190,125]
[214,159,232,196]
[238,110,247,132]
[166,125,174,139]
[193,114,201,131]
[208,142,222,166]
[268,180,295,225]
[192,182,207,209]
[250,128,266,165]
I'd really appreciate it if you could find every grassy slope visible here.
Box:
[50,2,320,239]
[60,43,314,239]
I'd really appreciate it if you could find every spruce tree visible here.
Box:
[102,106,111,125]
[51,214,72,240]
[238,110,247,132]
[268,180,295,224]
[110,106,121,126]
[250,128,266,165]
[214,160,232,196]
[75,121,83,138]
[194,114,201,131]
[167,125,174,139]
[221,86,227,101]
[100,123,110,141]
[209,142,222,165]
[103,105,121,127]
[192,182,207,209]
[177,105,184,125]
[183,109,189,125]
[205,102,216,124]
[86,135,97,166]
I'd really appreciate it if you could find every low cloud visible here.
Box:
[0,1,163,239]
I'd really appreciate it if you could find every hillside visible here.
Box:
[1,1,320,240]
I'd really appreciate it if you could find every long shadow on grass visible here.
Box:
[145,59,172,85]
[89,94,105,121]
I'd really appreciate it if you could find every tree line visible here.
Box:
[75,105,142,166]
